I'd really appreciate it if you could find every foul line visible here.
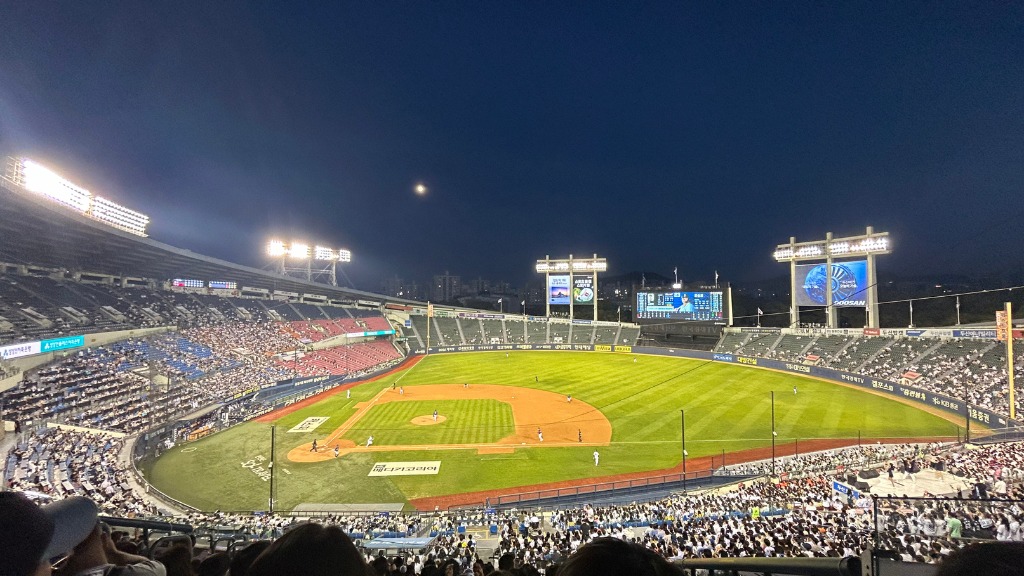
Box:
[321,358,425,446]
[324,387,390,446]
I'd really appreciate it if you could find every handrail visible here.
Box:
[99,515,194,534]
[488,467,728,508]
[678,556,860,576]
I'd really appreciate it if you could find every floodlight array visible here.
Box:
[266,240,287,257]
[772,245,825,261]
[842,237,889,254]
[266,239,351,262]
[535,257,607,273]
[11,158,150,236]
[773,233,890,262]
[91,197,150,235]
[22,160,91,212]
[289,243,310,259]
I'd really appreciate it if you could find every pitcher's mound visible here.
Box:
[412,415,446,425]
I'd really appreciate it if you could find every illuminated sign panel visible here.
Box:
[548,275,571,305]
[794,260,868,307]
[572,276,594,304]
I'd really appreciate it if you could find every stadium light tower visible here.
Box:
[266,239,352,286]
[773,226,890,329]
[536,254,607,321]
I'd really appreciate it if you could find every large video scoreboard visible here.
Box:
[794,260,867,307]
[636,291,724,321]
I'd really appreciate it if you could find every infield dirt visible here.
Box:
[286,384,612,462]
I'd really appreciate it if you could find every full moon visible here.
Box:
[414,183,428,195]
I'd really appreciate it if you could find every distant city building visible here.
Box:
[381,275,421,300]
[471,276,490,294]
[432,271,461,302]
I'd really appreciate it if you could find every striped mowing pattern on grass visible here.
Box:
[146,351,961,510]
[340,400,514,446]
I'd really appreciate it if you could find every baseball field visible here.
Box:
[144,351,962,511]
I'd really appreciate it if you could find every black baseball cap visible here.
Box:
[0,492,99,576]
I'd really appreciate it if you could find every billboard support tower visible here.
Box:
[773,226,890,329]
[536,254,607,321]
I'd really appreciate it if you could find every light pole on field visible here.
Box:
[681,409,687,494]
[770,391,777,477]
[269,425,276,514]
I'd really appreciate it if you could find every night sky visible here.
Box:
[1,3,1022,289]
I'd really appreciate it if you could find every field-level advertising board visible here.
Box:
[536,254,606,321]
[368,461,442,476]
[773,226,890,329]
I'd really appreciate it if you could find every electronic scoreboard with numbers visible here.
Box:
[636,291,724,321]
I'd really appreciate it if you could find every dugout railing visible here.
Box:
[676,555,862,576]
[484,468,727,509]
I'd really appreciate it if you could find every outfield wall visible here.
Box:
[725,326,1022,340]
[411,344,1017,430]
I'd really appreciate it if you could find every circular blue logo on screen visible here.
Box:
[803,263,860,305]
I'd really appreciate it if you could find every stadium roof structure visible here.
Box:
[0,178,420,305]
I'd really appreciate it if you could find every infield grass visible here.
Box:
[145,351,961,511]
[341,399,514,445]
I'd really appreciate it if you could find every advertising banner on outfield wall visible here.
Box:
[458,313,506,320]
[953,329,998,339]
[416,343,599,354]
[726,327,991,340]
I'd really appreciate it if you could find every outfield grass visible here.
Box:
[145,351,961,511]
